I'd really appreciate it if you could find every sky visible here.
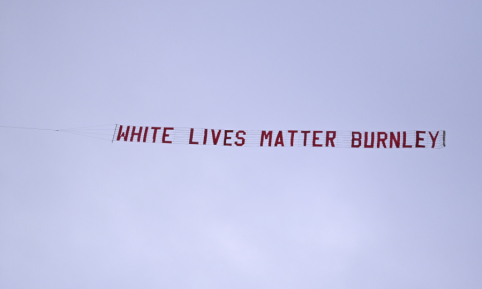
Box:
[1,1,481,288]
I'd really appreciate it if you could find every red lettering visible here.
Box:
[326,131,336,147]
[312,131,323,147]
[402,131,412,148]
[211,129,222,145]
[301,131,310,146]
[416,131,426,148]
[288,130,298,146]
[260,131,273,146]
[274,131,284,147]
[377,132,387,148]
[235,131,246,146]
[151,127,161,143]
[390,132,400,148]
[351,132,362,148]
[203,129,208,145]
[116,125,130,141]
[130,126,143,142]
[429,131,439,148]
[162,127,173,143]
[224,130,233,146]
[364,132,374,148]
[143,127,149,142]
[189,128,199,145]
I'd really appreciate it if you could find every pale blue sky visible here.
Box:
[1,1,481,288]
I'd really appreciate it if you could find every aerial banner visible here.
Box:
[113,125,445,149]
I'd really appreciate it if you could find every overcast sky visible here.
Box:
[1,1,481,288]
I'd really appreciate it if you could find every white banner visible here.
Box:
[114,125,445,149]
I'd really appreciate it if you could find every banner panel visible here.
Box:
[114,125,445,149]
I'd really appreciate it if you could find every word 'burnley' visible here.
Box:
[114,125,445,149]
